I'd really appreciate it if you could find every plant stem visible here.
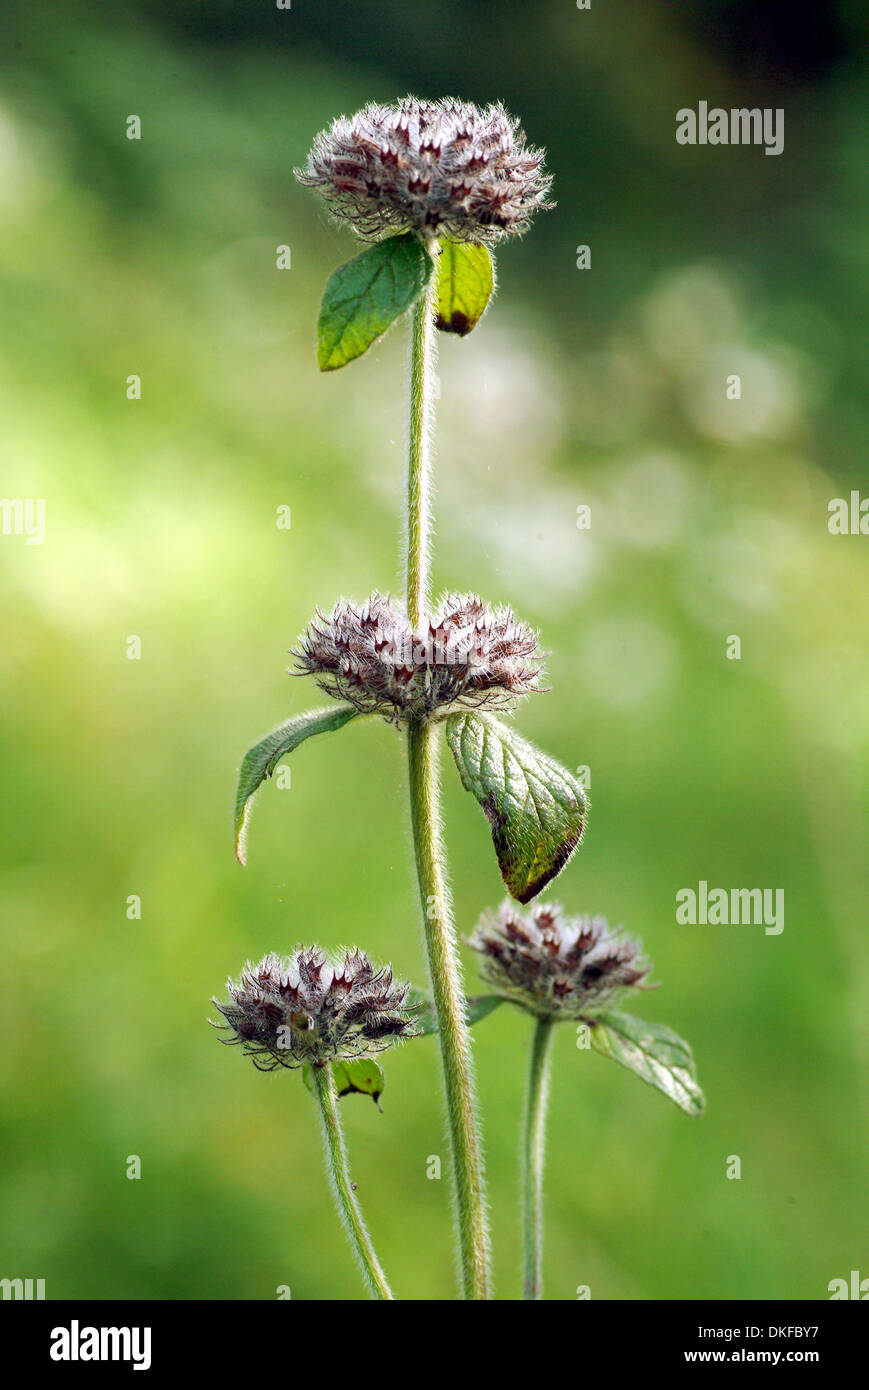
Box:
[312,1062,393,1300]
[405,254,491,1300]
[405,257,436,628]
[522,1016,555,1300]
[407,719,490,1299]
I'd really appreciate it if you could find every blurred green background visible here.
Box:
[1,0,868,1301]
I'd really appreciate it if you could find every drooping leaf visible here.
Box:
[317,233,433,371]
[435,240,494,336]
[445,712,588,903]
[301,1058,386,1108]
[234,705,358,864]
[406,987,505,1036]
[333,1058,385,1107]
[588,1010,705,1116]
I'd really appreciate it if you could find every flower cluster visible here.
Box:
[468,902,649,1020]
[213,947,418,1070]
[292,591,543,723]
[295,96,553,245]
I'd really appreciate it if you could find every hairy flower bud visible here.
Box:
[213,947,418,1071]
[295,96,553,245]
[468,902,650,1020]
[292,591,543,723]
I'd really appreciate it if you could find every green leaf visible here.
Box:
[445,712,588,903]
[588,1010,705,1116]
[467,994,505,1027]
[234,705,358,864]
[317,233,433,371]
[301,1058,386,1108]
[333,1058,385,1106]
[406,987,505,1036]
[435,240,494,336]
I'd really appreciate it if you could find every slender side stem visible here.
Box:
[312,1062,393,1300]
[405,256,490,1300]
[522,1016,555,1300]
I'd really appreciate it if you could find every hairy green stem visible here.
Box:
[405,259,437,627]
[407,719,490,1299]
[312,1062,393,1300]
[522,1016,555,1300]
[405,257,491,1300]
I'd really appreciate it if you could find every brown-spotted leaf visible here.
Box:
[445,712,588,902]
[435,240,494,336]
[302,1058,385,1109]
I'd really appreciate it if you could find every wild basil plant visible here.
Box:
[217,96,704,1302]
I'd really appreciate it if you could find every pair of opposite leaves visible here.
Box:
[318,232,495,369]
[235,705,588,909]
